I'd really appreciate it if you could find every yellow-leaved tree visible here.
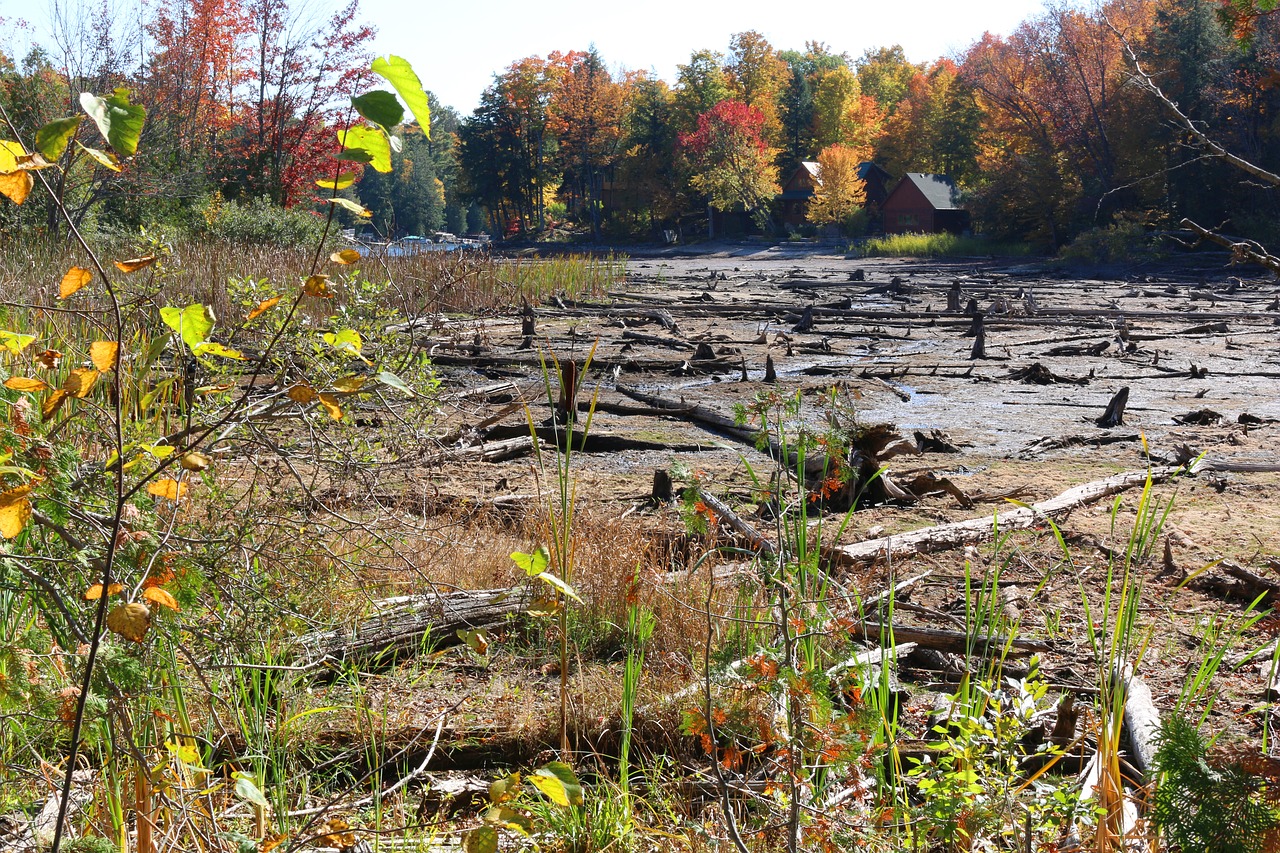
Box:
[806,144,869,228]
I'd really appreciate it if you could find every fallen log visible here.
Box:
[1115,664,1161,778]
[829,466,1183,567]
[294,587,532,668]
[851,621,1051,657]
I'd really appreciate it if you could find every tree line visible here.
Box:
[2,0,1278,250]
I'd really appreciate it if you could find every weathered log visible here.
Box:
[829,466,1182,568]
[294,587,532,667]
[851,621,1051,657]
[1114,664,1161,778]
[695,488,776,557]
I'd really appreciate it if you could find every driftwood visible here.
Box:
[294,587,532,667]
[830,466,1182,567]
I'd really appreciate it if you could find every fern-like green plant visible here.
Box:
[1152,715,1280,853]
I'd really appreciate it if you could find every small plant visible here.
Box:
[1151,715,1280,853]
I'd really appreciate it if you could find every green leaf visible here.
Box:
[160,304,215,354]
[232,773,270,808]
[34,117,81,161]
[370,55,431,136]
[351,90,404,131]
[461,826,498,853]
[511,546,549,576]
[79,89,146,157]
[530,762,584,807]
[482,805,534,835]
[0,330,37,356]
[488,774,520,804]
[322,329,363,357]
[373,370,415,397]
[337,125,391,173]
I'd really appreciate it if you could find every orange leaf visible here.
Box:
[62,368,99,398]
[114,256,157,274]
[146,479,188,501]
[59,267,93,299]
[33,349,62,369]
[142,586,180,611]
[0,482,35,539]
[89,341,119,371]
[84,582,125,600]
[330,249,361,265]
[41,389,68,421]
[317,393,343,420]
[303,275,333,298]
[0,171,34,205]
[4,377,50,392]
[247,297,280,321]
[287,383,316,403]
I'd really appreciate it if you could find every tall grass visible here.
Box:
[852,232,1032,258]
[0,238,625,321]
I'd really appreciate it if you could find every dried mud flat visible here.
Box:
[352,244,1280,769]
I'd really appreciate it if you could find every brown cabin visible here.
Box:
[881,173,969,234]
[778,161,821,227]
[777,160,893,227]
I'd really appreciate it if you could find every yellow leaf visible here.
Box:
[0,482,35,539]
[41,389,68,421]
[330,249,361,265]
[315,172,357,190]
[317,393,343,420]
[303,275,333,298]
[4,377,51,392]
[77,143,121,171]
[84,582,124,600]
[62,368,99,398]
[90,341,119,371]
[287,384,316,403]
[327,197,372,218]
[330,374,368,394]
[180,452,211,471]
[106,602,151,643]
[0,171,34,205]
[147,479,188,501]
[114,256,157,274]
[247,297,280,321]
[59,266,94,298]
[142,586,180,611]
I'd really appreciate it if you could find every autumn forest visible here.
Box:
[1,0,1278,250]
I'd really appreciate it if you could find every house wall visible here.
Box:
[881,181,937,233]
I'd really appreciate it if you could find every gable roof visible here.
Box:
[800,161,820,181]
[897,173,962,210]
[857,161,891,181]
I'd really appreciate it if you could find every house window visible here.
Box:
[898,213,918,228]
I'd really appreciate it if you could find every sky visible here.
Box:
[358,0,1051,114]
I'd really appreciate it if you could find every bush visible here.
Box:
[1057,221,1157,266]
[198,193,329,246]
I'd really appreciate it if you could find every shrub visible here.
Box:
[198,193,329,246]
[1057,221,1157,265]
